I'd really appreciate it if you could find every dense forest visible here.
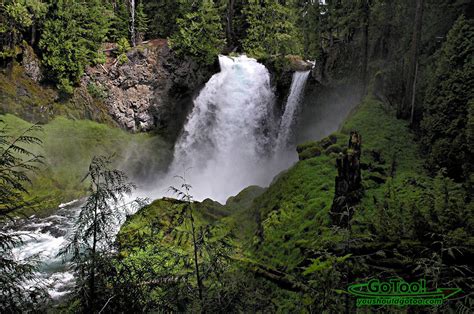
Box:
[1,0,473,312]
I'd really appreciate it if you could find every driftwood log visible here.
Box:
[330,131,363,227]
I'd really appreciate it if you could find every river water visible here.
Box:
[8,55,312,299]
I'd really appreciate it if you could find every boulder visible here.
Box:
[21,44,43,82]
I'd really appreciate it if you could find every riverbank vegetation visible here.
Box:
[0,0,472,312]
[51,96,472,312]
[0,114,171,216]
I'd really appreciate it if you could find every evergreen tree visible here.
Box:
[0,0,47,59]
[242,0,302,59]
[141,0,182,39]
[420,15,474,181]
[169,175,204,305]
[108,0,130,42]
[0,121,47,311]
[296,0,322,59]
[39,0,111,93]
[59,155,138,312]
[135,1,148,44]
[169,0,225,65]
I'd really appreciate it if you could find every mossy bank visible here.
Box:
[1,114,172,217]
[116,96,473,311]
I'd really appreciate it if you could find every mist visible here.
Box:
[296,82,363,143]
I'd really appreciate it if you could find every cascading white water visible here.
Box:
[8,196,142,299]
[8,201,80,299]
[167,55,280,203]
[164,56,310,203]
[276,71,311,151]
[8,55,311,299]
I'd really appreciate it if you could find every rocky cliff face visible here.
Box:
[83,39,218,138]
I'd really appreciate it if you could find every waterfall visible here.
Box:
[166,55,282,203]
[9,56,311,299]
[276,71,310,151]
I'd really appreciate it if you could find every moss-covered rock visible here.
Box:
[324,144,343,155]
[0,63,114,125]
[299,146,322,160]
[296,141,317,153]
[225,186,266,213]
[318,134,338,149]
[117,197,231,256]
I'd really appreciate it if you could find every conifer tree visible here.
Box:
[169,0,225,65]
[420,15,474,181]
[39,0,110,93]
[135,1,149,44]
[108,0,130,43]
[59,155,138,312]
[0,121,47,311]
[242,0,302,59]
[0,0,47,59]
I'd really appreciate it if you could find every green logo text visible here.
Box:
[348,279,461,307]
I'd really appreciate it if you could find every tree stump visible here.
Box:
[330,131,363,227]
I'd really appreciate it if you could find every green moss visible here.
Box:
[1,114,172,217]
[0,63,114,126]
[0,64,56,122]
[117,197,228,260]
[110,94,472,312]
[218,186,267,244]
[243,96,430,280]
[299,145,322,160]
[324,143,343,155]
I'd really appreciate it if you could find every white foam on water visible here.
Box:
[158,55,309,203]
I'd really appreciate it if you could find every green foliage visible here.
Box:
[107,0,129,42]
[135,1,149,44]
[93,50,106,65]
[294,0,323,59]
[236,97,473,310]
[420,15,474,181]
[5,1,32,28]
[142,0,182,39]
[116,37,130,65]
[87,82,107,99]
[59,155,140,312]
[0,121,43,218]
[242,0,302,59]
[297,143,322,160]
[0,120,48,311]
[0,0,47,58]
[112,194,234,311]
[0,114,172,216]
[117,37,131,55]
[169,0,225,65]
[39,0,111,93]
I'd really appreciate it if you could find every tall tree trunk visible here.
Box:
[129,0,136,46]
[226,0,235,51]
[401,0,424,119]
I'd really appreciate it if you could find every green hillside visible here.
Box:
[112,96,472,311]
